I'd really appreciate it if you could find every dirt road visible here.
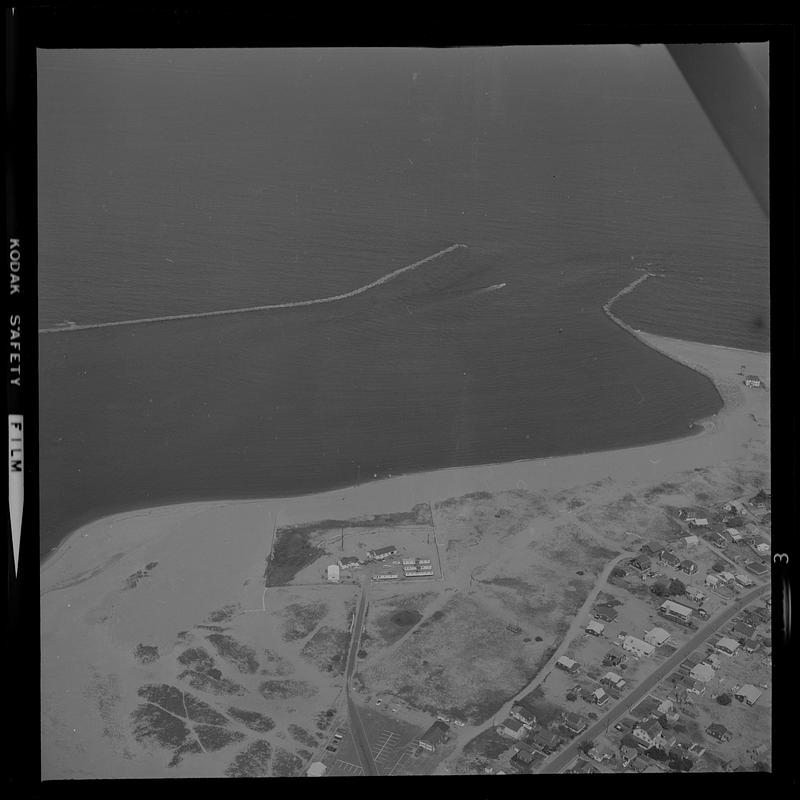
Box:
[437,549,636,773]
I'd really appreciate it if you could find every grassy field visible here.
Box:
[361,594,535,724]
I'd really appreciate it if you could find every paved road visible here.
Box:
[345,580,378,776]
[539,582,770,773]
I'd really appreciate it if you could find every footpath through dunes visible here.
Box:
[38,244,468,334]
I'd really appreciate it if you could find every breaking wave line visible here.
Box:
[39,244,468,334]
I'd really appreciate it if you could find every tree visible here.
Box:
[652,580,670,597]
[716,693,732,706]
[669,578,686,596]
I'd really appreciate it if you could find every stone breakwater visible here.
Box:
[39,244,468,334]
[603,271,726,416]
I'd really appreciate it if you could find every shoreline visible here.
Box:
[41,329,769,578]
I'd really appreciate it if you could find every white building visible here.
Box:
[327,564,340,583]
[726,528,743,542]
[734,684,763,705]
[622,635,655,658]
[307,762,328,777]
[556,656,579,673]
[659,600,693,624]
[644,627,671,647]
[716,637,740,656]
[586,620,605,637]
[735,573,755,587]
[683,534,701,546]
[705,574,720,588]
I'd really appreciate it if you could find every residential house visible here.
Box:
[622,635,655,658]
[734,684,763,706]
[417,720,450,751]
[735,573,755,587]
[680,559,698,574]
[724,498,749,515]
[686,586,706,604]
[633,719,663,749]
[706,723,733,743]
[620,744,639,768]
[590,687,609,706]
[509,704,536,727]
[601,672,626,690]
[705,573,721,588]
[716,637,740,656]
[338,556,361,569]
[562,711,588,735]
[689,662,715,683]
[686,520,707,530]
[745,559,769,576]
[588,741,616,763]
[709,531,729,548]
[726,527,744,542]
[593,604,619,623]
[719,571,736,584]
[732,621,756,640]
[586,619,605,637]
[530,729,561,754]
[678,676,705,695]
[750,490,771,510]
[556,656,580,674]
[630,555,652,571]
[641,541,667,556]
[742,637,760,653]
[498,716,528,740]
[510,743,538,774]
[644,627,671,647]
[660,551,682,568]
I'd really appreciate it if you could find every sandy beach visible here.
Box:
[40,331,769,778]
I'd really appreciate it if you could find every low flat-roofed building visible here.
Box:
[327,564,340,582]
[368,545,398,560]
[306,761,327,777]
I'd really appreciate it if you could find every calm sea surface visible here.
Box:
[37,47,769,557]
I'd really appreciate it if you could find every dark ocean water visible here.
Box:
[37,46,769,556]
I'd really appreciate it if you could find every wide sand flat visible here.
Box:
[40,333,769,778]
